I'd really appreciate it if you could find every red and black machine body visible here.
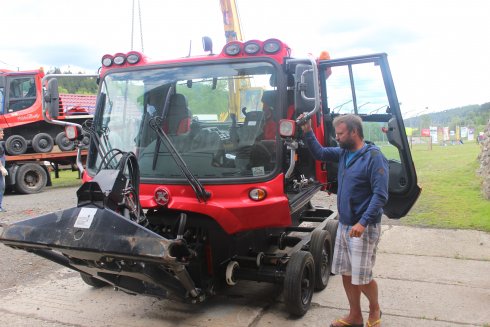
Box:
[0,39,420,315]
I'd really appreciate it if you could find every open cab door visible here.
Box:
[318,54,421,218]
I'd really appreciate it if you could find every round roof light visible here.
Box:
[263,39,282,54]
[244,42,261,55]
[113,53,126,65]
[224,43,241,56]
[127,53,140,64]
[101,55,113,67]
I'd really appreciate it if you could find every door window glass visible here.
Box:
[8,77,36,111]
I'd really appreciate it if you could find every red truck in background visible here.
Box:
[0,68,96,155]
[0,69,95,193]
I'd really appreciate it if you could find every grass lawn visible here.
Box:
[403,142,490,231]
[50,169,84,189]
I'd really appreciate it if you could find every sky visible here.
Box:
[1,0,489,118]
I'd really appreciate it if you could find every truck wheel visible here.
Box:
[5,135,28,155]
[55,132,75,151]
[309,229,332,291]
[284,251,315,316]
[14,163,48,194]
[32,133,54,153]
[80,273,108,288]
[325,219,339,266]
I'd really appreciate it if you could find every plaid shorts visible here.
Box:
[331,222,381,285]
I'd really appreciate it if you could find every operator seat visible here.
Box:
[236,109,264,147]
[163,93,192,135]
[261,90,277,140]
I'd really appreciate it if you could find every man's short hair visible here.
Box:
[333,114,364,139]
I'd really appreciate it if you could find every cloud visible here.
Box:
[2,44,100,72]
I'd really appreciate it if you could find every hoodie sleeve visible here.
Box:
[358,149,389,227]
[304,130,341,162]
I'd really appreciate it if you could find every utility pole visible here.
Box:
[131,0,144,52]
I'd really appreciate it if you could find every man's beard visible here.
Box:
[339,138,356,150]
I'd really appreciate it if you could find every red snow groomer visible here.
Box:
[0,38,420,315]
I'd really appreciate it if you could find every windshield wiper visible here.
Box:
[149,117,210,203]
[152,86,174,171]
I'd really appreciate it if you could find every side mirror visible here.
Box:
[44,78,60,119]
[202,36,213,54]
[294,64,315,113]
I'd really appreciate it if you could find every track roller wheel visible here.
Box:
[5,135,27,155]
[32,133,54,153]
[55,131,75,151]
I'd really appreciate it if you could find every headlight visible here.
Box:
[113,53,126,65]
[101,55,113,67]
[244,41,261,55]
[224,43,241,56]
[127,52,140,64]
[263,39,282,54]
[279,119,296,137]
[64,125,79,140]
[249,188,267,201]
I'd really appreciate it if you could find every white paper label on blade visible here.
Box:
[74,208,98,229]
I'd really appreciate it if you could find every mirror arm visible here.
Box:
[284,139,298,179]
[294,55,320,125]
[41,73,99,134]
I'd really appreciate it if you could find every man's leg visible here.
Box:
[355,223,382,325]
[341,275,363,324]
[360,279,381,323]
[0,175,4,210]
[331,224,364,326]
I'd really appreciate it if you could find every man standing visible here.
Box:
[0,128,7,212]
[300,114,387,327]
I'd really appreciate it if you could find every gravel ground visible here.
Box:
[0,186,79,291]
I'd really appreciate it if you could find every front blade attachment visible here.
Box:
[0,206,201,302]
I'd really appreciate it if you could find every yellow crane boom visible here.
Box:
[220,0,243,42]
[219,0,250,121]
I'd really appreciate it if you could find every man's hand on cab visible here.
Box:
[297,113,312,133]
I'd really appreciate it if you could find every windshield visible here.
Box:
[89,61,279,181]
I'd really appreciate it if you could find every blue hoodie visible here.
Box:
[305,131,389,226]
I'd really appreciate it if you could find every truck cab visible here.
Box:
[84,43,419,221]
